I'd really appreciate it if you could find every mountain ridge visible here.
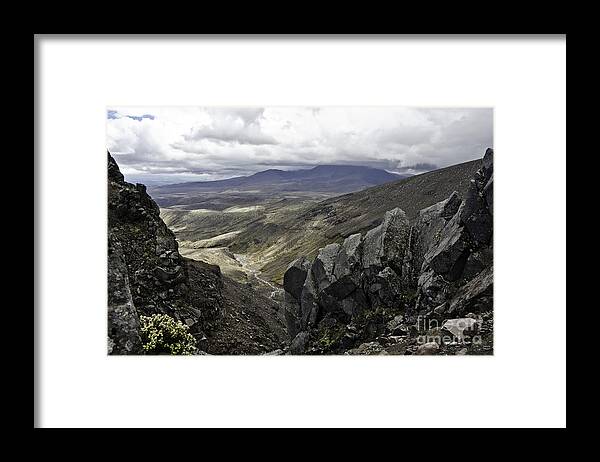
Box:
[150,164,406,195]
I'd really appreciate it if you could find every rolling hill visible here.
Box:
[150,164,405,198]
[159,159,482,285]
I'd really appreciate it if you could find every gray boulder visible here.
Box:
[415,269,453,314]
[447,266,493,315]
[366,266,403,310]
[362,208,410,273]
[311,243,340,292]
[406,192,463,287]
[462,247,493,281]
[289,331,310,355]
[283,256,311,300]
[423,208,471,281]
[338,288,369,317]
[299,270,320,329]
[333,233,362,282]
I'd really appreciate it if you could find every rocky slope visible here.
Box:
[280,149,494,355]
[107,152,287,354]
[238,159,483,283]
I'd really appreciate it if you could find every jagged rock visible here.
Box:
[482,148,494,171]
[441,191,462,219]
[323,274,357,301]
[483,175,493,216]
[107,152,224,353]
[415,270,452,314]
[416,341,440,355]
[339,289,369,317]
[311,243,340,292]
[462,247,493,281]
[420,190,462,222]
[362,207,410,274]
[447,267,493,315]
[333,233,362,281]
[107,235,142,354]
[299,270,320,329]
[279,148,494,355]
[366,266,403,310]
[464,209,492,246]
[404,191,463,287]
[362,211,392,268]
[283,256,311,300]
[424,208,471,281]
[289,331,310,354]
[461,175,492,246]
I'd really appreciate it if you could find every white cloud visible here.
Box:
[107,106,492,184]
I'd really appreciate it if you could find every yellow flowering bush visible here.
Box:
[140,313,197,355]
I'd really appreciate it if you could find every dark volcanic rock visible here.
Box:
[283,256,311,300]
[446,266,493,315]
[333,233,362,282]
[282,292,302,339]
[107,152,224,353]
[402,192,462,289]
[280,148,494,355]
[311,243,341,292]
[289,331,310,355]
[107,234,142,354]
[299,270,320,329]
[366,266,403,311]
[424,208,471,281]
[414,149,494,315]
[362,208,410,274]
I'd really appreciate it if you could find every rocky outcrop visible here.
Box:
[282,149,494,355]
[107,152,224,354]
[413,147,493,316]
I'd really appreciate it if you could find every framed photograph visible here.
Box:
[35,35,566,428]
[106,106,494,357]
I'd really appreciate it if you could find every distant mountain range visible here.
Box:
[150,165,407,195]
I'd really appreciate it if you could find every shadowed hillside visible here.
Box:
[237,159,483,282]
[160,159,482,284]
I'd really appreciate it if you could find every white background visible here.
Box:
[36,36,566,428]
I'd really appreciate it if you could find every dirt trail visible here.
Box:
[233,253,284,300]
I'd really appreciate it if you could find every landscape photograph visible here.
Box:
[107,106,494,356]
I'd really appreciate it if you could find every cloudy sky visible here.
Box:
[107,106,493,186]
